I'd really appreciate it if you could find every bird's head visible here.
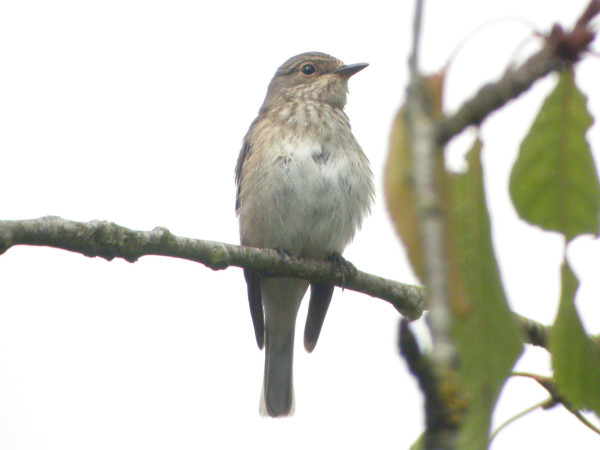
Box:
[261,52,368,111]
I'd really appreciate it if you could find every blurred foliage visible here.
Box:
[390,67,600,449]
[550,262,600,416]
[449,139,523,448]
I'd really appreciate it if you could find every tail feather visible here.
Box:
[258,277,307,417]
[260,328,295,417]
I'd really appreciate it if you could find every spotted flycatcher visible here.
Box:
[235,52,374,417]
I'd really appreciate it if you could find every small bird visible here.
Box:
[235,52,374,417]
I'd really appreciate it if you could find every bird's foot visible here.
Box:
[328,252,356,291]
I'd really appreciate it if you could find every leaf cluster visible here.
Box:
[386,66,600,447]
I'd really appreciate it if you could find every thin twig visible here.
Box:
[436,46,561,145]
[514,313,549,348]
[435,0,600,145]
[510,372,600,437]
[409,0,424,75]
[489,398,549,444]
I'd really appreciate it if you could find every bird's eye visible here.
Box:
[301,64,316,75]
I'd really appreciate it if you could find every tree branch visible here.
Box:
[2,217,598,354]
[406,1,463,447]
[406,0,456,376]
[515,313,549,348]
[399,319,462,446]
[515,313,600,351]
[435,0,600,146]
[0,216,425,320]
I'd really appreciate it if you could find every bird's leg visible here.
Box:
[328,252,356,291]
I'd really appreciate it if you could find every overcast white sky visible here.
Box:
[1,1,599,449]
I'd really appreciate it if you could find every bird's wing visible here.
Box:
[304,282,335,352]
[244,268,265,349]
[235,138,252,212]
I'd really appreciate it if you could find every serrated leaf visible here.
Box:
[450,139,524,448]
[509,69,600,241]
[550,261,600,415]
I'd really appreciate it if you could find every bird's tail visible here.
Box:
[260,326,295,417]
[258,277,307,417]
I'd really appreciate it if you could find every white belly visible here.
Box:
[238,137,372,259]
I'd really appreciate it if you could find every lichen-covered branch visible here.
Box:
[405,0,461,446]
[0,216,424,320]
[1,217,596,353]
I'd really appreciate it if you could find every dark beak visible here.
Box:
[335,62,369,78]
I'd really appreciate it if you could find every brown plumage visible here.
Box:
[235,52,373,417]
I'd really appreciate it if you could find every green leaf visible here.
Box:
[409,433,425,450]
[550,261,600,415]
[509,69,600,242]
[450,139,524,448]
